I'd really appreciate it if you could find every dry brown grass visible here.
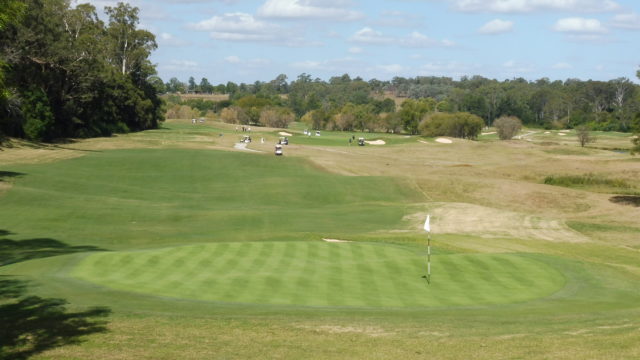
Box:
[289,137,639,244]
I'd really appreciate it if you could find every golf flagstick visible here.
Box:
[424,215,431,284]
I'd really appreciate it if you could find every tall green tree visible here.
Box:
[105,3,156,76]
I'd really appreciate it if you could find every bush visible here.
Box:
[418,112,484,139]
[220,106,249,124]
[494,116,522,140]
[576,126,596,147]
[21,89,54,141]
[258,107,294,128]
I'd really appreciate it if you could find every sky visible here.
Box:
[83,0,640,85]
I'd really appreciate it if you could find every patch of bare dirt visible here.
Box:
[406,203,589,243]
[299,325,393,337]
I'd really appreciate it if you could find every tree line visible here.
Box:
[165,72,640,140]
[0,0,163,141]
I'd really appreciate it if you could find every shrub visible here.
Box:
[576,126,596,147]
[494,116,522,140]
[418,112,484,140]
[258,107,294,128]
[220,106,248,124]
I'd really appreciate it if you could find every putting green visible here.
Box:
[72,241,565,307]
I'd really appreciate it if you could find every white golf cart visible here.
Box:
[275,144,283,156]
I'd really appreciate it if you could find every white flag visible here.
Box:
[424,215,431,233]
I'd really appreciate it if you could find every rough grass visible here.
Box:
[543,173,631,189]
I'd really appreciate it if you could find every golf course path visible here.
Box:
[233,142,262,152]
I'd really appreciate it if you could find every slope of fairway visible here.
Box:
[71,241,565,307]
[0,149,413,248]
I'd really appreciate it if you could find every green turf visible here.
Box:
[71,241,565,307]
[1,126,639,359]
[0,149,414,248]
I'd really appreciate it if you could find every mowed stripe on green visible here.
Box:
[0,149,413,247]
[72,241,565,307]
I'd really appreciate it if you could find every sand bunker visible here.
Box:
[544,131,551,134]
[279,132,293,136]
[482,132,496,135]
[558,133,567,136]
[365,140,386,145]
[408,203,588,243]
[436,138,453,144]
[323,238,351,243]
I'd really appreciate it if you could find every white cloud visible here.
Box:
[189,12,319,46]
[258,0,363,21]
[610,13,640,30]
[224,56,242,64]
[375,64,405,73]
[224,56,271,68]
[350,27,394,44]
[418,61,481,77]
[189,12,276,33]
[503,60,534,73]
[403,31,454,47]
[158,32,190,47]
[290,57,364,73]
[447,0,620,13]
[553,17,607,33]
[552,62,572,69]
[348,47,364,54]
[161,59,199,71]
[478,19,514,34]
[370,10,424,28]
[350,27,454,48]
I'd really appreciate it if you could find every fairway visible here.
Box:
[0,148,412,247]
[72,241,565,307]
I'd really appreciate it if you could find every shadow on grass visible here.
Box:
[0,235,105,267]
[0,171,25,181]
[0,278,111,360]
[0,231,110,359]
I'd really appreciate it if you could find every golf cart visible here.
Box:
[278,137,289,145]
[241,135,251,143]
[358,137,365,146]
[315,131,321,136]
[275,144,283,156]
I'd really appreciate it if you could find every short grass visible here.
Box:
[71,241,564,307]
[0,149,413,248]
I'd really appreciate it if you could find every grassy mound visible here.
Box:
[0,149,412,248]
[72,241,565,307]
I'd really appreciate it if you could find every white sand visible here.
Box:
[482,132,496,135]
[279,132,293,136]
[323,238,351,243]
[558,133,567,136]
[365,140,386,145]
[544,131,551,134]
[436,138,453,144]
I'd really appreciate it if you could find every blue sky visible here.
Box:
[84,0,640,84]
